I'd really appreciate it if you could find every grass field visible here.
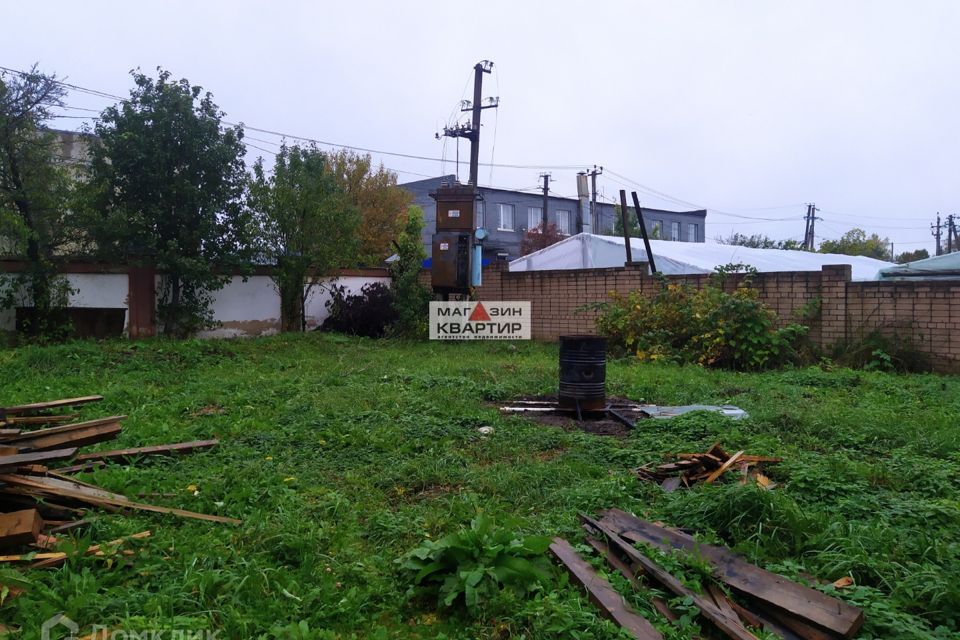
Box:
[1,334,959,639]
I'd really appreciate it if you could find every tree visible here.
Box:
[718,233,804,250]
[82,69,253,337]
[0,65,78,337]
[612,206,661,239]
[520,223,564,255]
[324,150,412,265]
[249,144,359,331]
[895,248,929,264]
[388,206,432,337]
[819,228,892,261]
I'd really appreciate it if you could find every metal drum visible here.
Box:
[558,335,607,412]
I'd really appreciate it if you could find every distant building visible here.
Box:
[400,175,706,260]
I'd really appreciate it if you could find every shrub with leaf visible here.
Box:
[320,282,397,338]
[399,516,553,615]
[594,276,807,370]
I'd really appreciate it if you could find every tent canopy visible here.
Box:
[509,234,894,281]
[877,251,960,281]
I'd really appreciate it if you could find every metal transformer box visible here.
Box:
[433,184,475,231]
[432,232,472,291]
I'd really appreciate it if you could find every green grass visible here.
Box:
[1,334,959,639]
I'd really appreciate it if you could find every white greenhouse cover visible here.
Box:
[508,234,894,281]
[877,251,960,281]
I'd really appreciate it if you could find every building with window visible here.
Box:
[401,175,706,260]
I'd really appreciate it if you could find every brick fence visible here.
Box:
[451,263,960,372]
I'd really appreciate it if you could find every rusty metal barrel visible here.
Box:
[558,335,607,412]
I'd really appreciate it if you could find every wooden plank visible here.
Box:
[0,509,43,548]
[12,422,122,452]
[0,473,241,525]
[749,601,840,640]
[600,509,864,638]
[56,460,106,474]
[73,439,219,463]
[4,416,124,443]
[2,395,103,415]
[0,446,19,456]
[549,537,664,640]
[704,451,745,484]
[581,515,759,640]
[0,429,22,439]
[3,414,78,426]
[585,534,679,623]
[708,584,742,623]
[0,474,126,502]
[0,551,65,563]
[46,520,91,534]
[706,442,731,461]
[30,530,152,569]
[726,600,804,640]
[0,448,78,473]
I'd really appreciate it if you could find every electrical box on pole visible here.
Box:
[432,61,498,296]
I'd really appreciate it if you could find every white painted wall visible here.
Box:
[195,275,281,338]
[0,272,130,332]
[1,271,392,337]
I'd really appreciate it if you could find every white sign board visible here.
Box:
[430,301,531,340]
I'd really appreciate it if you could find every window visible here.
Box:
[556,209,571,235]
[670,221,681,241]
[527,206,542,231]
[687,222,698,242]
[498,203,515,231]
[476,200,485,229]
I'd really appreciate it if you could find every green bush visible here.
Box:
[388,206,432,338]
[398,516,553,615]
[594,278,807,370]
[830,327,931,373]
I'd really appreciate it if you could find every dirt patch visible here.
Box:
[497,395,649,438]
[532,447,567,462]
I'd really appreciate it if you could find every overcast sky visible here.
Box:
[4,0,959,253]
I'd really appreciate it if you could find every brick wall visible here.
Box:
[428,263,960,372]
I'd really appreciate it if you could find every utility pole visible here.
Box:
[948,214,956,253]
[436,61,499,187]
[540,173,552,229]
[803,203,820,251]
[932,213,943,256]
[586,165,603,232]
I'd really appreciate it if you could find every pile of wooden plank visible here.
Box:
[549,509,863,640]
[634,442,781,491]
[0,395,236,578]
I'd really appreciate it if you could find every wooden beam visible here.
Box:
[3,416,124,442]
[29,530,152,569]
[0,474,240,525]
[585,534,678,622]
[73,439,219,463]
[704,450,745,484]
[0,448,78,473]
[0,509,43,548]
[2,414,78,426]
[599,509,864,638]
[2,395,103,416]
[0,474,126,502]
[581,515,759,640]
[11,422,122,452]
[549,537,664,640]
